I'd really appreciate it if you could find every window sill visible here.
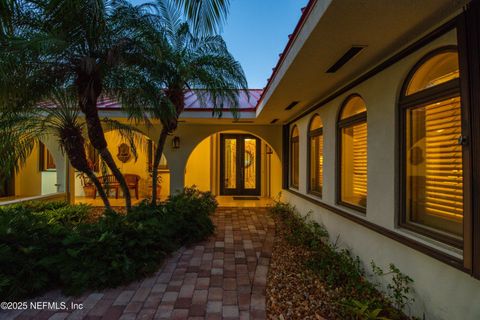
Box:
[284,188,467,274]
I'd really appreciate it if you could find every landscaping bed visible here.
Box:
[266,201,415,320]
[0,187,216,300]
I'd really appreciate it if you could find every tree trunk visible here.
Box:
[85,170,111,209]
[150,86,186,206]
[98,147,132,209]
[76,65,132,210]
[150,126,169,206]
[59,125,112,210]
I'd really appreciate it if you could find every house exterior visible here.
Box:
[1,0,480,318]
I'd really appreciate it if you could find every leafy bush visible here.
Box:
[0,187,216,299]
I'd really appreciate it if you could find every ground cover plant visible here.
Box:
[267,199,416,320]
[0,187,216,299]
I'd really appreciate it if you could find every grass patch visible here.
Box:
[0,187,216,299]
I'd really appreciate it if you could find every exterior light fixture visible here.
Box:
[172,136,180,149]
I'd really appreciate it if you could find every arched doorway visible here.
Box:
[185,131,282,205]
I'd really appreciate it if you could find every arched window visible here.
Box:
[399,47,464,245]
[338,95,367,211]
[308,115,323,196]
[290,125,299,188]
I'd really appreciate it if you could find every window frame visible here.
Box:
[336,94,368,213]
[307,114,324,197]
[398,45,468,250]
[290,125,300,189]
[39,142,56,172]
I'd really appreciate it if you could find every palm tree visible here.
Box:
[0,0,232,210]
[0,0,163,210]
[0,89,147,210]
[125,0,248,205]
[173,0,230,35]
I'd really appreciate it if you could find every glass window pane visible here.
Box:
[291,126,299,188]
[341,96,367,120]
[244,138,256,189]
[406,51,459,95]
[310,115,323,131]
[309,134,323,194]
[292,126,299,137]
[341,122,367,208]
[224,138,236,189]
[406,96,463,236]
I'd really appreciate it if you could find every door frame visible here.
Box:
[220,134,261,196]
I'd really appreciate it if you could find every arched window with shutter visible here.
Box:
[399,46,466,247]
[338,95,367,212]
[308,115,324,196]
[290,125,299,188]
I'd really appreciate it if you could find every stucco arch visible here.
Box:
[169,124,283,196]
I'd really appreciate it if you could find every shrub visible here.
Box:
[0,187,217,299]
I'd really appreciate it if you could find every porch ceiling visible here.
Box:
[254,0,468,125]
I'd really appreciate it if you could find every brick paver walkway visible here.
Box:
[2,207,275,320]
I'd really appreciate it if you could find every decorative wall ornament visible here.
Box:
[117,143,131,163]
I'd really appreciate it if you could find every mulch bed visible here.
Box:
[266,215,344,320]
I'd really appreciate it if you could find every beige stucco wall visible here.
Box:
[284,28,480,320]
[14,144,42,197]
[185,136,211,191]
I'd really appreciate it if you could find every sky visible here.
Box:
[130,0,308,89]
[220,0,308,89]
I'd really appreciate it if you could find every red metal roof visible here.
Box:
[82,89,262,112]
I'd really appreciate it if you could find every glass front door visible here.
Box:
[220,134,261,195]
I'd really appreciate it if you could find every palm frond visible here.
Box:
[174,0,230,35]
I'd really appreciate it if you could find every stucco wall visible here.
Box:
[185,136,211,191]
[14,144,42,197]
[284,28,480,319]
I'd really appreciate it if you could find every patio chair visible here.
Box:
[124,174,141,199]
[94,174,120,199]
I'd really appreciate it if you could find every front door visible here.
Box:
[220,134,261,195]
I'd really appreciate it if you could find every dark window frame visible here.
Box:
[147,139,168,172]
[398,46,467,250]
[307,114,324,197]
[39,142,56,172]
[336,94,368,213]
[290,125,300,189]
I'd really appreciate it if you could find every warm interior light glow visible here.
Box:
[342,121,367,208]
[406,96,463,235]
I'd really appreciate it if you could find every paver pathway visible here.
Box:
[2,207,275,320]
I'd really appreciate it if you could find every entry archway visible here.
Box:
[184,130,282,200]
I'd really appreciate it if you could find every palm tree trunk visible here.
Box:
[85,170,111,209]
[150,126,169,206]
[98,147,132,209]
[76,70,132,211]
[59,125,112,210]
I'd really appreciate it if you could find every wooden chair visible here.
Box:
[94,175,120,199]
[124,174,141,199]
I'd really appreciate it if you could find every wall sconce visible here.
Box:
[172,136,180,149]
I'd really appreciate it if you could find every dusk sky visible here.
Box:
[129,0,308,89]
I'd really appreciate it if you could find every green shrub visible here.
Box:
[0,187,216,299]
